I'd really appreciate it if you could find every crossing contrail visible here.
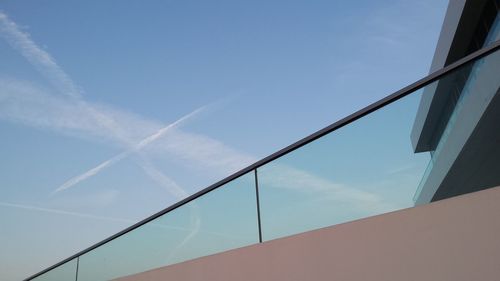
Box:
[53,106,206,194]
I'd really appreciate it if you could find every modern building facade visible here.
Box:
[26,1,500,280]
[412,0,500,204]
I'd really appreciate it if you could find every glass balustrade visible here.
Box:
[25,45,500,281]
[257,87,431,240]
[77,171,258,281]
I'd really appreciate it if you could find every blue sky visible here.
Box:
[0,0,447,280]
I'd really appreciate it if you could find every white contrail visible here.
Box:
[0,12,247,261]
[137,157,188,199]
[135,106,205,150]
[0,11,253,201]
[0,11,200,198]
[1,12,245,250]
[0,11,81,98]
[53,153,127,194]
[53,105,206,194]
[0,10,141,148]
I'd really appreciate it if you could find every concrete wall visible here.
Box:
[117,186,500,281]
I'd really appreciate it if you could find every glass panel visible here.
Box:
[258,48,500,241]
[31,259,77,281]
[414,48,500,203]
[26,47,500,281]
[484,12,500,46]
[257,88,431,240]
[77,171,258,281]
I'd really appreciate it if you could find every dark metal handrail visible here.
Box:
[25,40,500,281]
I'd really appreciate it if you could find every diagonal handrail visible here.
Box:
[24,40,500,281]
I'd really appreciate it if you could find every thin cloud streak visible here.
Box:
[0,11,81,98]
[259,163,396,213]
[0,10,149,148]
[0,11,254,200]
[0,10,157,148]
[136,106,205,149]
[137,157,188,199]
[53,106,206,194]
[0,78,255,192]
[136,157,201,253]
[53,153,127,194]
[0,11,253,255]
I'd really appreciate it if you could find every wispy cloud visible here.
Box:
[134,157,189,199]
[0,11,81,98]
[0,78,166,147]
[0,11,255,201]
[53,106,206,194]
[53,153,128,194]
[0,10,255,253]
[145,129,257,175]
[0,77,255,198]
[259,163,396,213]
[135,106,206,150]
[2,4,397,208]
[0,11,149,148]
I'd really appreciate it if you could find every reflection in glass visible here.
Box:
[413,48,500,203]
[29,47,500,281]
[77,172,258,281]
[258,90,431,241]
[31,259,77,281]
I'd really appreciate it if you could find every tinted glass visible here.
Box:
[31,259,77,281]
[77,172,258,280]
[257,47,500,241]
[414,47,500,203]
[257,89,431,241]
